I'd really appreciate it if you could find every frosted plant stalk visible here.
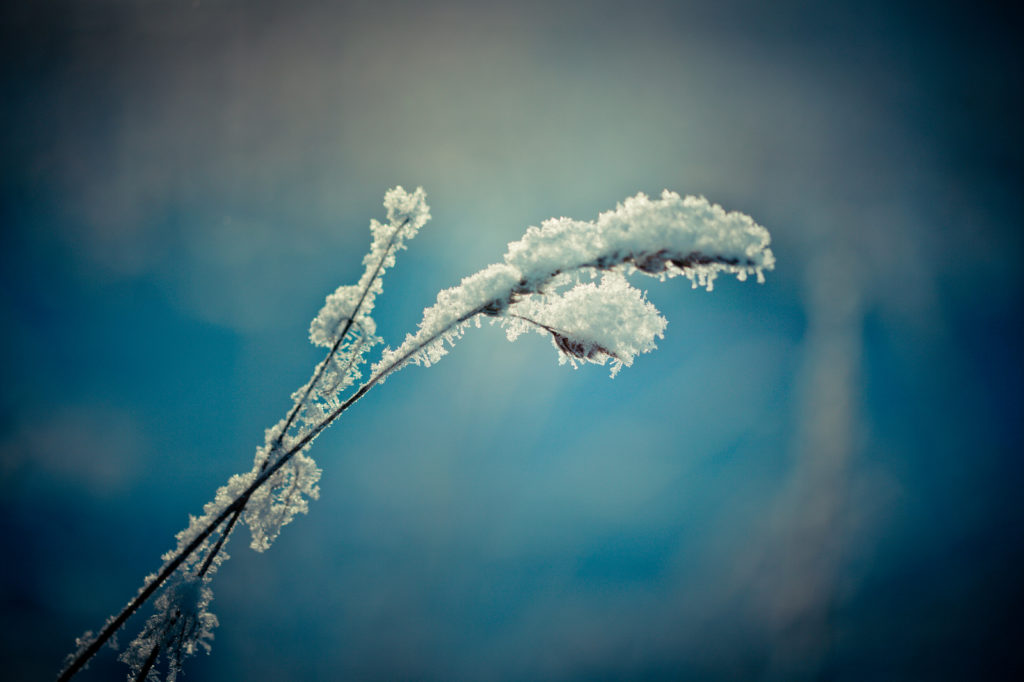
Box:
[57,188,773,681]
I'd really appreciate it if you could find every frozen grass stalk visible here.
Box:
[57,187,774,681]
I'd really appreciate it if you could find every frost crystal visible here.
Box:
[243,447,321,552]
[308,285,377,349]
[373,263,522,378]
[162,470,255,575]
[119,578,217,682]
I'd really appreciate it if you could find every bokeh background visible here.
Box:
[2,1,1021,680]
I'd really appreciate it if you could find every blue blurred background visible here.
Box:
[2,1,1021,680]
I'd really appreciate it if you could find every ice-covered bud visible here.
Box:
[382,185,431,236]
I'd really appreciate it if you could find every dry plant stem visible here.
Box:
[57,188,776,682]
[505,312,620,363]
[506,312,560,334]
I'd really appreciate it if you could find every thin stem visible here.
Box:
[133,641,160,682]
[507,312,560,335]
[169,616,189,679]
[507,311,620,360]
[320,330,369,398]
[267,461,304,536]
[131,605,181,682]
[196,510,240,579]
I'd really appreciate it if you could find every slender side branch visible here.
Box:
[278,217,408,442]
[196,510,240,579]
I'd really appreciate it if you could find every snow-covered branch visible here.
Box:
[59,187,773,682]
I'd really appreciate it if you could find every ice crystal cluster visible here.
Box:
[118,578,216,682]
[59,187,773,681]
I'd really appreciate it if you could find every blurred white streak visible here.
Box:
[0,405,145,496]
[742,243,866,679]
